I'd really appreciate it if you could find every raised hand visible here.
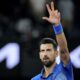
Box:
[42,2,60,26]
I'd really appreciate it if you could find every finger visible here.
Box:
[54,11,60,19]
[46,4,52,15]
[58,12,60,17]
[55,10,58,13]
[51,2,54,11]
[57,12,61,18]
[42,17,50,21]
[54,10,58,17]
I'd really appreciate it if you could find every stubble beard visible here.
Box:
[41,58,55,68]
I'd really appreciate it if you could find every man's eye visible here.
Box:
[40,50,44,52]
[47,49,51,51]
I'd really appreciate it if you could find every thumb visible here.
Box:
[42,17,50,22]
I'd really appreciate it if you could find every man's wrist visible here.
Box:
[53,23,63,35]
[53,22,60,26]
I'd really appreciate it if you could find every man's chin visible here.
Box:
[42,61,53,67]
[41,59,55,67]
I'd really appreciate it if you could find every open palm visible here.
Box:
[42,2,61,26]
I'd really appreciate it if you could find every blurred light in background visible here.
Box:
[0,0,80,80]
[70,46,80,68]
[0,43,20,69]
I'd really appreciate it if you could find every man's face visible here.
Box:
[39,43,57,67]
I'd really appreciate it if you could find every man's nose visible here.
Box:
[43,50,49,55]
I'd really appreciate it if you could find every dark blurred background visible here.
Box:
[0,0,80,80]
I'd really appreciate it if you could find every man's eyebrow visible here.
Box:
[40,49,45,52]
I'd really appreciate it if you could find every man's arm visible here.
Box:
[42,2,70,65]
[56,31,69,65]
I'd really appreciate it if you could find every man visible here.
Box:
[31,2,74,80]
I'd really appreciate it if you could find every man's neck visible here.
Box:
[43,62,56,77]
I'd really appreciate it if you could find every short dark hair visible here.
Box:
[39,38,57,50]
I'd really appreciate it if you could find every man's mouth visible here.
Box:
[43,56,49,60]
